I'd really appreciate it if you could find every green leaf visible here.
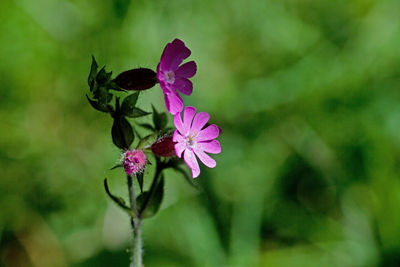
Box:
[106,80,124,91]
[104,178,134,217]
[96,67,112,86]
[86,94,109,112]
[137,175,164,218]
[88,56,98,88]
[124,107,151,118]
[152,105,168,130]
[136,132,159,149]
[121,92,139,114]
[111,116,134,149]
[136,173,144,193]
[138,123,155,131]
[110,164,123,170]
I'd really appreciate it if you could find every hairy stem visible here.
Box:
[127,175,142,267]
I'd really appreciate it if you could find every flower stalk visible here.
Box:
[127,175,142,267]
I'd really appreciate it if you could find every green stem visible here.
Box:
[127,175,142,267]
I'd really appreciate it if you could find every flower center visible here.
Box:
[185,134,196,149]
[163,71,175,84]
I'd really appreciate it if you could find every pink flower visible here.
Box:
[173,106,221,178]
[123,150,147,175]
[157,39,197,114]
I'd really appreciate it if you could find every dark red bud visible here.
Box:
[151,136,176,157]
[114,68,157,91]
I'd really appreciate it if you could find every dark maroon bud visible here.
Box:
[151,136,176,157]
[114,68,157,91]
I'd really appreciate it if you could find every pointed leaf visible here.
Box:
[152,105,168,130]
[111,116,134,149]
[136,173,144,193]
[104,178,134,217]
[88,56,98,88]
[124,107,151,118]
[121,92,139,115]
[86,94,109,112]
[137,175,164,218]
[138,123,155,131]
[110,164,123,170]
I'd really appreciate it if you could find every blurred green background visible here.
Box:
[1,0,400,266]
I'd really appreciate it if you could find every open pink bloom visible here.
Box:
[173,106,221,178]
[157,39,197,114]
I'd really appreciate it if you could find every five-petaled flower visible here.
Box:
[173,106,221,178]
[123,150,147,175]
[157,39,197,115]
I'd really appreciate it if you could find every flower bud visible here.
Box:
[151,136,176,157]
[114,68,157,91]
[123,149,147,175]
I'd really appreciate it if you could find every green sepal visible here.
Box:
[137,175,164,218]
[104,178,134,217]
[111,116,134,150]
[152,105,168,130]
[136,132,159,149]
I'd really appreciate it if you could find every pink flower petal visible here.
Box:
[174,143,186,158]
[173,78,193,95]
[196,124,219,141]
[197,140,221,154]
[164,92,183,115]
[194,147,216,168]
[191,112,210,134]
[184,149,200,178]
[173,114,185,136]
[172,130,184,143]
[175,61,197,78]
[160,39,191,71]
[183,106,196,132]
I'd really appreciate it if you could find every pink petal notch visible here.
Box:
[157,39,197,114]
[173,106,221,178]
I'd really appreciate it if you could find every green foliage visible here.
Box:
[137,175,164,218]
[111,116,134,150]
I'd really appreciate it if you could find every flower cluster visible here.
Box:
[158,39,221,178]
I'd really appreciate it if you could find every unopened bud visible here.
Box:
[123,150,147,175]
[114,68,157,91]
[151,136,176,157]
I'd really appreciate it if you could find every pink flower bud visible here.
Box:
[151,136,176,157]
[123,150,147,175]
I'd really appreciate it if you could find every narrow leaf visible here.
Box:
[86,94,109,112]
[111,116,134,149]
[137,175,164,218]
[152,105,167,130]
[121,92,139,115]
[88,56,98,88]
[136,173,144,193]
[104,178,134,217]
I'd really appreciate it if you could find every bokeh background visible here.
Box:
[1,0,400,266]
